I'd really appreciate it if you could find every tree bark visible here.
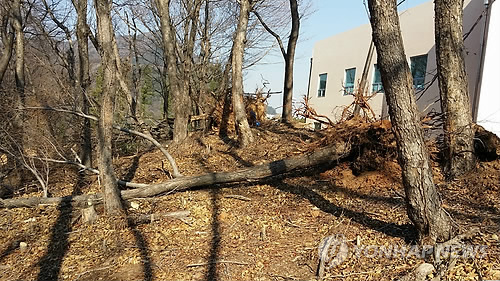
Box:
[231,0,254,147]
[12,0,24,98]
[126,14,141,120]
[368,0,452,242]
[95,0,124,215]
[282,0,300,123]
[74,0,93,168]
[0,141,351,209]
[219,53,232,138]
[11,0,26,184]
[435,0,475,179]
[156,0,190,143]
[0,12,14,84]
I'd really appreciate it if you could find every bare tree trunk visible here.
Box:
[74,0,93,168]
[281,0,299,123]
[11,0,26,184]
[368,0,452,242]
[182,0,202,123]
[219,52,232,138]
[253,0,300,123]
[196,0,211,120]
[126,14,141,120]
[42,0,76,87]
[231,0,254,147]
[95,0,124,215]
[156,0,189,142]
[12,0,24,97]
[162,83,169,119]
[110,28,136,122]
[0,12,14,84]
[435,0,475,179]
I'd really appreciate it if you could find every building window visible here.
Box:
[318,73,327,97]
[372,64,384,93]
[344,68,356,95]
[410,55,428,90]
[314,122,321,130]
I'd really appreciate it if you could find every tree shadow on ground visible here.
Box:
[35,174,154,280]
[193,156,221,281]
[332,184,405,206]
[36,172,85,281]
[220,150,253,167]
[0,240,20,262]
[271,179,418,243]
[122,152,144,182]
[206,187,220,281]
[126,215,154,281]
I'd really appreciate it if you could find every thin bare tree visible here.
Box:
[73,0,93,168]
[253,0,300,123]
[231,0,254,147]
[0,6,14,84]
[155,0,203,143]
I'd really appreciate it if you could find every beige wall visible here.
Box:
[307,0,486,127]
[476,0,500,137]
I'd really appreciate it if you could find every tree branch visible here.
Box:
[22,106,182,178]
[252,10,286,58]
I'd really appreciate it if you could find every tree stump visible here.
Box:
[81,202,98,224]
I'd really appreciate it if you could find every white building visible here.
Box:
[306,0,500,137]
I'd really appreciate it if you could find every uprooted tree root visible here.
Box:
[304,117,397,175]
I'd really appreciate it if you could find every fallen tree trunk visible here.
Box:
[0,142,351,209]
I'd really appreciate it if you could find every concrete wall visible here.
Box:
[307,0,486,129]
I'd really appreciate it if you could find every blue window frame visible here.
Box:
[318,73,327,97]
[344,68,356,95]
[372,64,384,93]
[410,55,428,90]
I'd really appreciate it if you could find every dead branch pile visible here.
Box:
[211,89,270,131]
[309,117,396,174]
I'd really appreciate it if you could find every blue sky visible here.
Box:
[244,0,430,112]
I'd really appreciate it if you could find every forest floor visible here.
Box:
[0,120,499,281]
